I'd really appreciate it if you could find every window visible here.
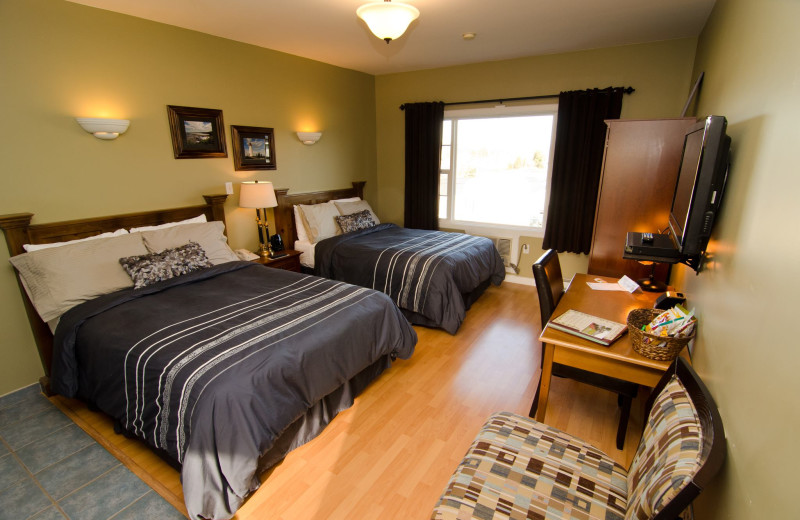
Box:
[439,104,557,235]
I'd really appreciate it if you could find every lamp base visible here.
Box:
[637,277,667,292]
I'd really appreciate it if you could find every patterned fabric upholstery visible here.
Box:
[432,411,628,520]
[625,376,702,520]
[433,376,702,520]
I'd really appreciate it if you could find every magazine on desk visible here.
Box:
[548,309,627,346]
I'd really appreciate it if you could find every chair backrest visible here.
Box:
[625,357,726,520]
[532,249,564,326]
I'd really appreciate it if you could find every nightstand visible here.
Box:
[252,249,302,272]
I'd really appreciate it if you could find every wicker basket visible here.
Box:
[627,308,695,361]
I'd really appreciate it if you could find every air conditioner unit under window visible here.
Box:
[480,236,512,268]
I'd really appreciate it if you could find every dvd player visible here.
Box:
[625,232,682,259]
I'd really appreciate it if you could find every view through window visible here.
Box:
[439,105,557,232]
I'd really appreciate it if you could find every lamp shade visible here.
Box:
[239,181,277,208]
[357,1,419,42]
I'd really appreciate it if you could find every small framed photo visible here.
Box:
[231,125,277,171]
[167,105,227,159]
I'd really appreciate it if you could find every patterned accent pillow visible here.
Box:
[335,209,377,233]
[119,241,212,289]
[625,375,703,519]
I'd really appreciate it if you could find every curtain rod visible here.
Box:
[399,86,635,110]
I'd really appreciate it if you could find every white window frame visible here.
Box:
[438,103,558,239]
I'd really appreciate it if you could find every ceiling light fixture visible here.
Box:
[357,0,419,44]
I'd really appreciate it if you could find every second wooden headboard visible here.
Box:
[273,181,366,248]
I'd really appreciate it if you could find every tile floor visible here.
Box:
[0,384,185,520]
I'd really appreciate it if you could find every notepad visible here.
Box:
[548,309,628,346]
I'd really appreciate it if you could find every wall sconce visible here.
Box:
[76,118,130,140]
[296,132,322,145]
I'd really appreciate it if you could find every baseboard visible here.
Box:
[503,273,536,286]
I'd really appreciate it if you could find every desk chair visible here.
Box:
[530,249,639,449]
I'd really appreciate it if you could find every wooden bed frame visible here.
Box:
[0,194,229,394]
[273,181,365,249]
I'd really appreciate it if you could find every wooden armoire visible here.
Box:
[588,118,696,283]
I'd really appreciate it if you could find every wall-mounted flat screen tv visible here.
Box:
[668,115,731,257]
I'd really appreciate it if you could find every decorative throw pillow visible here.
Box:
[119,241,212,289]
[335,209,377,233]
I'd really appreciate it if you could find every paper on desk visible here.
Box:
[586,275,640,293]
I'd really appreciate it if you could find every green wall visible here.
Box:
[374,39,698,280]
[0,0,377,395]
[670,0,800,517]
[3,0,795,516]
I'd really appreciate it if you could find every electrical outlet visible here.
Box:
[225,182,233,195]
[522,243,530,254]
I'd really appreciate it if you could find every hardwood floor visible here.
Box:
[52,282,649,519]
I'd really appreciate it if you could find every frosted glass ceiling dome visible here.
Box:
[357,1,419,43]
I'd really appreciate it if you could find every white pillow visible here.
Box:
[129,214,207,233]
[9,233,149,322]
[333,200,380,224]
[140,221,239,265]
[23,228,129,252]
[297,202,343,244]
[294,198,359,243]
[292,197,361,243]
[293,205,309,243]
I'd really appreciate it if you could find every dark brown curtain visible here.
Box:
[542,87,625,254]
[404,101,445,230]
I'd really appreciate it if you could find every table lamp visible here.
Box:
[636,260,667,292]
[238,181,285,258]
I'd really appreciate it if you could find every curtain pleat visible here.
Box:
[404,102,445,230]
[543,88,625,254]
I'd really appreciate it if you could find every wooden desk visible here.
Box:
[535,273,677,422]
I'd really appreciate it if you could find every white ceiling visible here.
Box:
[66,0,716,76]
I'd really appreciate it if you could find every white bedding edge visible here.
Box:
[294,239,316,268]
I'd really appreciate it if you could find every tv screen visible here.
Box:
[668,116,731,257]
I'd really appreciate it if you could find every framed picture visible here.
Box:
[231,125,277,171]
[167,105,227,159]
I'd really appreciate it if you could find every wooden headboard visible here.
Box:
[274,181,365,248]
[0,194,228,394]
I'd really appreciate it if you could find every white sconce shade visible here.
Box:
[296,132,322,145]
[239,180,277,209]
[357,1,419,43]
[76,118,130,140]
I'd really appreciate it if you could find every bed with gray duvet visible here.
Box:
[51,262,417,519]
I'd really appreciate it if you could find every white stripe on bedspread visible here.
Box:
[122,277,373,461]
[372,232,485,314]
